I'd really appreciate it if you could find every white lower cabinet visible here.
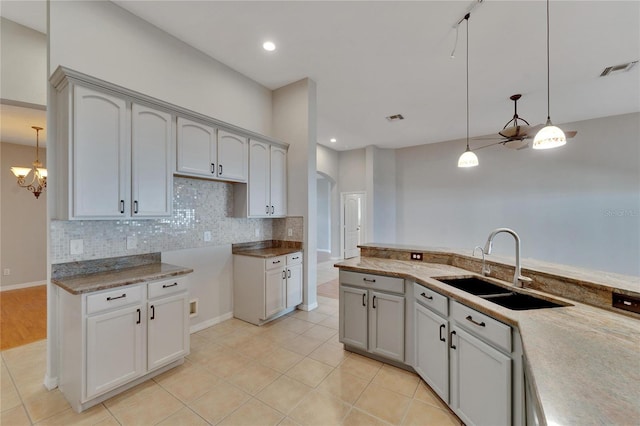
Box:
[86,304,144,398]
[450,326,512,426]
[339,271,405,363]
[414,302,449,402]
[59,278,189,412]
[233,251,303,325]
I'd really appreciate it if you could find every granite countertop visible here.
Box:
[334,255,640,425]
[232,247,303,258]
[52,263,193,295]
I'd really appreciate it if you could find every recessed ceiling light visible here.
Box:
[263,41,276,52]
[330,138,337,143]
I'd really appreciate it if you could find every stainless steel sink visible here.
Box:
[434,276,567,310]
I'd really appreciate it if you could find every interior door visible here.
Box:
[343,193,364,259]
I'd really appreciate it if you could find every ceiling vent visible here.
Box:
[599,61,638,77]
[386,114,404,122]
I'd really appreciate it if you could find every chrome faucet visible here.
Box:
[483,228,532,288]
[473,246,491,276]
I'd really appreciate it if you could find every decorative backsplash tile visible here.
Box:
[51,177,279,264]
[273,216,304,242]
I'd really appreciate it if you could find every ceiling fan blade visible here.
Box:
[565,130,577,138]
[473,140,505,150]
[472,135,506,141]
[503,139,529,150]
[499,124,532,139]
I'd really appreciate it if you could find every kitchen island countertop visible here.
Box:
[335,253,640,426]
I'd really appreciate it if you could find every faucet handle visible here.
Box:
[517,276,533,285]
[473,246,491,277]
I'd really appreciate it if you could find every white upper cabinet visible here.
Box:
[270,146,287,217]
[176,117,217,178]
[131,104,173,217]
[248,140,270,217]
[73,86,129,218]
[217,130,248,182]
[235,140,287,218]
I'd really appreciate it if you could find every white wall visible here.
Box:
[1,143,47,288]
[317,144,340,258]
[338,148,366,193]
[317,177,331,252]
[48,1,272,136]
[272,78,318,309]
[0,18,47,106]
[395,113,640,276]
[162,246,233,331]
[366,146,397,244]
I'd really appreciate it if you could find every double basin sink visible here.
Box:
[435,276,568,310]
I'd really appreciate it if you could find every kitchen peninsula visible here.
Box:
[335,243,640,426]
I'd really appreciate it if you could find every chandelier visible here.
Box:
[10,126,47,199]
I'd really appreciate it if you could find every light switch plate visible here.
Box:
[70,239,84,255]
[287,228,293,237]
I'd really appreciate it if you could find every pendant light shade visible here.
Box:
[533,0,566,150]
[532,119,566,149]
[457,14,478,168]
[458,148,479,167]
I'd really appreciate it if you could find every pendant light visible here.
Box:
[532,0,566,150]
[458,13,478,168]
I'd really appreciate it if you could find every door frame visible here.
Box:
[340,191,366,259]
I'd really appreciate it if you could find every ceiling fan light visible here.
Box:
[532,121,566,150]
[458,148,479,168]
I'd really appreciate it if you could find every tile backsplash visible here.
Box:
[51,177,303,264]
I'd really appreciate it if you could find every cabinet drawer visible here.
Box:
[148,278,187,299]
[265,256,287,270]
[86,285,143,315]
[413,283,448,316]
[451,300,511,353]
[340,271,404,294]
[287,252,303,266]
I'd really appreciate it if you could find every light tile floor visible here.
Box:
[1,295,462,426]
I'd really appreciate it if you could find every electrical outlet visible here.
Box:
[287,228,293,237]
[3,268,10,276]
[126,236,137,250]
[70,239,84,255]
[410,252,423,261]
[204,231,212,242]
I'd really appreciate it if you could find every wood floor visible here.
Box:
[0,285,47,350]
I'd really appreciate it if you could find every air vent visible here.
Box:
[386,114,405,122]
[599,61,638,77]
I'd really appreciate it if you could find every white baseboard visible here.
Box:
[43,374,58,390]
[298,302,319,312]
[1,280,47,292]
[189,312,233,334]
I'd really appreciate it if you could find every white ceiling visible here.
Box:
[0,104,47,147]
[2,1,639,152]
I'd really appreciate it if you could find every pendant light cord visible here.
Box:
[465,13,470,150]
[546,0,550,121]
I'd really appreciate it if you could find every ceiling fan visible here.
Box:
[474,94,577,150]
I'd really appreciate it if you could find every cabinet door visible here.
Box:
[131,104,173,217]
[450,326,512,426]
[147,292,189,371]
[176,117,217,178]
[73,85,129,218]
[286,263,303,308]
[339,285,368,352]
[369,291,405,362]
[217,130,248,182]
[86,304,144,398]
[264,268,286,319]
[270,146,287,217]
[248,140,270,217]
[414,302,449,402]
